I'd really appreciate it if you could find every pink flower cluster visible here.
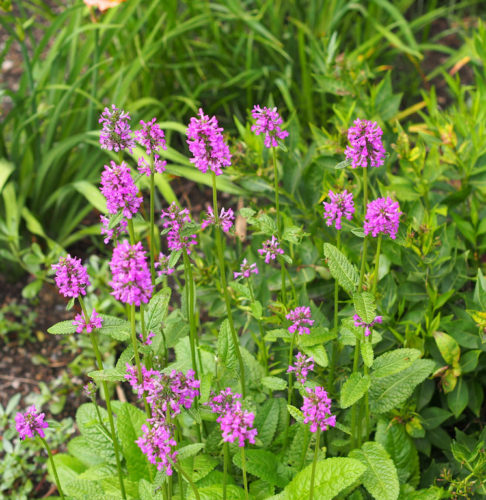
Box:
[109,240,153,306]
[100,214,128,245]
[323,190,355,230]
[258,236,284,264]
[52,254,90,298]
[353,314,383,337]
[161,203,198,254]
[251,105,289,148]
[186,109,231,176]
[345,118,385,168]
[99,105,135,153]
[286,306,314,335]
[73,309,103,334]
[233,258,258,280]
[135,118,167,175]
[287,352,314,384]
[137,419,177,475]
[301,386,336,433]
[155,252,175,276]
[207,388,257,447]
[15,405,48,440]
[100,161,141,219]
[201,206,234,233]
[364,197,401,239]
[138,331,155,345]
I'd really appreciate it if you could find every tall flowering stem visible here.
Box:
[328,230,341,392]
[78,297,127,499]
[359,166,369,291]
[183,252,200,380]
[309,429,321,500]
[350,333,361,449]
[38,436,65,500]
[211,171,246,397]
[372,234,382,297]
[241,446,249,500]
[246,273,268,372]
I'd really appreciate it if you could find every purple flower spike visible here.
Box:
[234,258,258,280]
[201,206,235,233]
[155,252,175,276]
[323,190,355,230]
[186,109,231,176]
[135,118,167,175]
[73,309,103,334]
[100,161,141,219]
[345,118,385,168]
[364,197,401,239]
[138,331,155,345]
[286,306,314,336]
[109,240,153,306]
[100,214,128,245]
[99,104,135,153]
[258,236,284,264]
[251,105,289,148]
[52,254,90,298]
[161,203,198,255]
[301,386,336,433]
[207,388,242,414]
[287,352,314,384]
[353,314,383,337]
[137,419,177,475]
[15,405,49,440]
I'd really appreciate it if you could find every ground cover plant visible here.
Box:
[1,1,486,499]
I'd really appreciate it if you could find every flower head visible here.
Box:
[52,254,90,298]
[353,314,383,337]
[186,109,231,176]
[251,105,288,148]
[364,197,401,239]
[137,418,177,475]
[100,214,128,245]
[110,240,153,306]
[201,206,234,233]
[135,118,167,175]
[73,309,103,334]
[138,331,155,346]
[258,236,284,264]
[345,119,385,168]
[207,388,242,414]
[287,352,314,384]
[99,104,135,153]
[233,258,258,280]
[15,406,48,440]
[301,386,336,433]
[323,190,355,230]
[100,161,141,219]
[155,252,175,276]
[286,306,314,336]
[161,203,197,254]
[83,382,97,400]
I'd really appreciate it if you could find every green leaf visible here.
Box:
[282,225,307,244]
[117,403,151,481]
[251,300,263,320]
[433,331,460,366]
[350,442,399,500]
[233,449,289,488]
[420,407,452,430]
[187,485,246,500]
[262,376,287,391]
[230,281,251,300]
[353,292,376,324]
[67,437,106,467]
[323,243,359,296]
[459,350,481,373]
[98,314,130,341]
[301,345,328,368]
[371,349,421,378]
[72,180,107,213]
[139,479,164,500]
[340,373,371,408]
[287,405,304,423]
[88,368,126,383]
[48,320,76,335]
[181,454,218,483]
[217,319,238,373]
[177,443,205,461]
[361,339,374,368]
[255,398,282,447]
[447,377,469,418]
[370,359,435,414]
[375,420,419,486]
[280,457,366,500]
[146,288,171,333]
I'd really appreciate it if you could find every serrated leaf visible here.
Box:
[255,213,277,235]
[233,449,289,488]
[350,442,399,500]
[229,281,251,299]
[372,349,421,379]
[255,398,282,447]
[281,457,366,500]
[239,207,256,220]
[146,288,171,333]
[48,320,76,335]
[282,225,307,244]
[181,454,218,483]
[262,376,287,391]
[323,243,358,296]
[353,292,376,324]
[177,443,204,461]
[340,373,370,408]
[297,327,336,347]
[67,437,106,467]
[217,319,238,373]
[98,314,130,341]
[370,359,435,414]
[88,368,126,383]
[187,484,246,500]
[139,479,164,500]
[361,339,374,368]
[301,345,328,368]
[251,300,263,319]
[287,404,304,423]
[375,420,419,486]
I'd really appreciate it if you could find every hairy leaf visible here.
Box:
[341,373,370,408]
[323,243,359,296]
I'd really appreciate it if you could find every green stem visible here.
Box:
[309,429,321,500]
[150,169,156,286]
[78,298,126,498]
[273,146,281,236]
[177,463,200,500]
[223,442,230,500]
[359,167,369,290]
[299,426,311,470]
[280,258,287,305]
[364,335,370,442]
[248,278,268,373]
[241,446,249,500]
[372,235,382,296]
[328,230,341,393]
[38,436,65,500]
[350,337,361,449]
[211,172,246,398]
[127,218,136,245]
[183,253,199,379]
[283,332,297,451]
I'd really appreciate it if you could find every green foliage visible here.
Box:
[340,373,371,409]
[323,243,359,296]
